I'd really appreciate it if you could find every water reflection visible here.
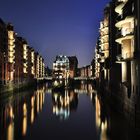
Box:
[0,85,46,140]
[74,81,94,95]
[94,92,137,140]
[22,103,27,136]
[6,104,14,140]
[31,96,35,124]
[7,121,14,140]
[95,95,108,140]
[0,82,137,140]
[52,90,78,120]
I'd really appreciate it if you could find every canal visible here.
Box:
[0,82,137,140]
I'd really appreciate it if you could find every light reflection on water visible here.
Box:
[95,95,108,140]
[52,89,78,120]
[0,82,137,140]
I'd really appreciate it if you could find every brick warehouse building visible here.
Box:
[0,18,45,86]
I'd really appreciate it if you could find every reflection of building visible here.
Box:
[52,90,78,120]
[95,95,108,140]
[74,82,94,94]
[0,85,46,140]
[68,56,78,78]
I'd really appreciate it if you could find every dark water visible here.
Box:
[0,82,137,140]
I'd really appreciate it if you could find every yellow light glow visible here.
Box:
[23,68,27,73]
[37,93,40,113]
[95,95,101,130]
[116,35,134,44]
[53,106,56,113]
[40,93,43,111]
[122,62,127,82]
[23,103,27,117]
[31,97,34,107]
[7,122,14,140]
[100,119,108,140]
[22,117,27,136]
[115,2,125,15]
[9,106,14,119]
[31,108,34,124]
[8,31,14,40]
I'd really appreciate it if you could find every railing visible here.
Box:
[100,38,109,44]
[102,34,109,39]
[100,22,109,30]
[101,48,109,52]
[116,52,134,61]
[8,49,15,53]
[116,28,134,39]
[44,77,52,80]
[121,28,134,36]
[100,31,108,37]
[74,77,95,80]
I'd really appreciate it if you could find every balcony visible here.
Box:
[23,63,28,68]
[8,58,14,63]
[100,42,109,48]
[115,16,134,28]
[8,38,15,42]
[115,2,125,15]
[101,44,109,52]
[8,49,15,53]
[98,57,105,63]
[100,26,108,33]
[115,28,134,44]
[116,52,134,62]
[101,38,109,45]
[8,55,15,59]
[102,34,109,41]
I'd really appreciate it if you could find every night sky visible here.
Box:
[0,0,110,68]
